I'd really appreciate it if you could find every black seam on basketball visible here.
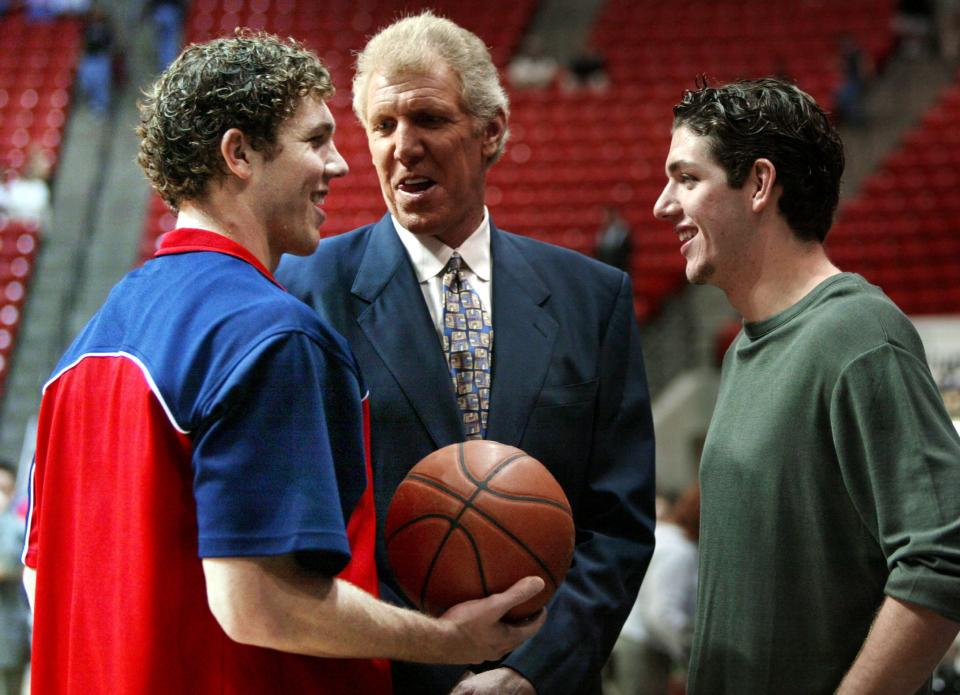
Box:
[459,509,561,589]
[456,451,525,488]
[402,480,562,589]
[480,455,571,512]
[385,512,459,544]
[457,442,468,480]
[482,453,528,485]
[418,456,505,610]
[454,450,571,509]
[419,524,490,611]
[420,516,458,611]
[460,525,489,596]
[473,489,571,512]
[405,472,571,514]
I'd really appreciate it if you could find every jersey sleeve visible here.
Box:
[190,331,361,574]
[831,341,960,621]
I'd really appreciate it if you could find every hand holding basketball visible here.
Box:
[438,575,548,664]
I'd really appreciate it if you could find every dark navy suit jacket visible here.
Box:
[277,215,656,695]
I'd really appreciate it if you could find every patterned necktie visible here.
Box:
[441,252,493,440]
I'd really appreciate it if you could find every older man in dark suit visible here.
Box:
[277,12,656,695]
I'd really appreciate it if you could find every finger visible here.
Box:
[493,576,545,615]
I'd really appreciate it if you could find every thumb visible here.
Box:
[492,576,545,616]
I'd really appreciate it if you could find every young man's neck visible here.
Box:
[175,199,274,271]
[727,232,840,323]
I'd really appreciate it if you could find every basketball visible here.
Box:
[385,440,575,621]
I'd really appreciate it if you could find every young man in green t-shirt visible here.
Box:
[653,77,960,694]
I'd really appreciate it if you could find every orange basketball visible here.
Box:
[385,440,575,621]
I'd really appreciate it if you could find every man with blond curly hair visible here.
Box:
[22,31,544,695]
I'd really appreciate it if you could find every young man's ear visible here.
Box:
[749,158,777,213]
[220,128,254,180]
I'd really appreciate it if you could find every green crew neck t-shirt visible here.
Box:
[689,273,960,694]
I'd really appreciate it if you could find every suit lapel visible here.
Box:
[351,217,464,448]
[486,223,558,445]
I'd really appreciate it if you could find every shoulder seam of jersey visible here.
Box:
[43,351,190,434]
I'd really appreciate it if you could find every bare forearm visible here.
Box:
[203,555,543,664]
[837,596,959,694]
[205,555,453,660]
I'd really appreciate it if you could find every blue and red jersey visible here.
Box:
[23,229,390,694]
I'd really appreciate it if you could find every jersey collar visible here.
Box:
[154,228,283,289]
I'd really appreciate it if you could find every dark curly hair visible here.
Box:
[137,30,334,209]
[673,76,845,243]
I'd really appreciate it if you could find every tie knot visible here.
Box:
[442,253,465,287]
[444,252,463,275]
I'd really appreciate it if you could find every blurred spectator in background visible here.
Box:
[563,40,609,92]
[507,35,558,90]
[895,0,936,57]
[834,33,872,128]
[595,205,632,273]
[0,170,10,214]
[76,4,116,115]
[934,637,960,693]
[2,146,52,226]
[932,358,960,419]
[25,0,88,20]
[0,459,30,695]
[607,485,700,695]
[143,0,185,72]
[936,0,960,61]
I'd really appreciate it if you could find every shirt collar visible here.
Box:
[154,228,283,289]
[392,209,492,282]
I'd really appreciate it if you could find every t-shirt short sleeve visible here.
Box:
[190,331,357,573]
[831,341,960,621]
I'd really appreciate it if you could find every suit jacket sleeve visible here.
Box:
[501,272,656,694]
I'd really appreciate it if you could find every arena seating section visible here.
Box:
[0,12,77,171]
[128,0,949,321]
[828,77,960,315]
[0,2,951,416]
[0,10,81,396]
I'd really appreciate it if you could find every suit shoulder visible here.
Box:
[317,224,378,258]
[277,224,376,294]
[500,229,627,288]
[288,225,374,265]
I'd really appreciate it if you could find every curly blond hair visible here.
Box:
[137,30,333,209]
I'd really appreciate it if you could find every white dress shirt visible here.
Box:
[392,210,493,339]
